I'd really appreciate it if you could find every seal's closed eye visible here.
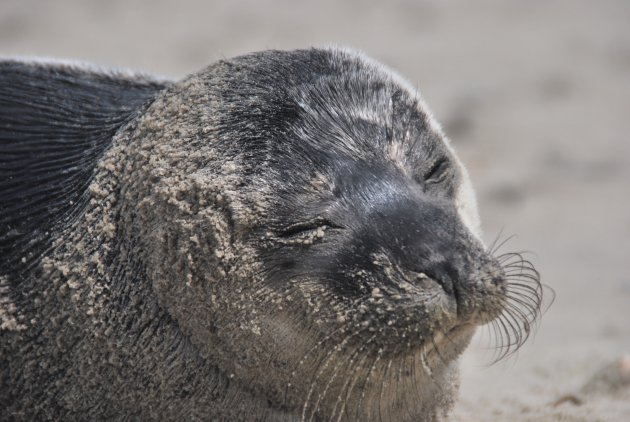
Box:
[424,156,451,184]
[278,217,343,238]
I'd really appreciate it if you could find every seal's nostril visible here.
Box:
[485,266,506,288]
[438,276,454,295]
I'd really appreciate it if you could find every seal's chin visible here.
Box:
[422,323,476,368]
[389,269,508,364]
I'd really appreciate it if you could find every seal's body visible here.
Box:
[0,49,541,421]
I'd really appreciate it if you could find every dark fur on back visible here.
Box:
[0,61,169,276]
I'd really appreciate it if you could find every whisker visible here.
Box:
[490,316,517,362]
[333,337,375,422]
[356,350,382,421]
[302,331,350,421]
[483,242,552,363]
[399,353,416,422]
[378,349,396,422]
[411,350,422,411]
[331,333,375,422]
[431,336,449,367]
[308,329,366,422]
[489,232,517,256]
[487,226,506,255]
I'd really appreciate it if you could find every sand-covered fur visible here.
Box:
[1,49,542,421]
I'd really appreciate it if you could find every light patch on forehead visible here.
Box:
[448,145,483,242]
[297,90,391,129]
[346,101,392,127]
[327,46,446,138]
[385,140,411,175]
[327,46,483,242]
[457,174,483,242]
[309,171,333,193]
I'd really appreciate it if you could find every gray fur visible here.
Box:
[0,48,542,421]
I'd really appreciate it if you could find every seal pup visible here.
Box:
[0,48,544,421]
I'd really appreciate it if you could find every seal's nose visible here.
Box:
[331,164,487,301]
[361,188,496,316]
[372,196,470,298]
[482,264,507,291]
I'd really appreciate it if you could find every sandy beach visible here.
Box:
[2,0,629,419]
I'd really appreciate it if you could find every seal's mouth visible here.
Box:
[427,323,475,357]
[386,249,547,364]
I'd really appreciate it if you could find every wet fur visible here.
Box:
[0,49,543,421]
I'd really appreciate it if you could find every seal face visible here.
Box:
[0,48,543,421]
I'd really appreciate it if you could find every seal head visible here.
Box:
[0,48,543,421]
[123,48,535,420]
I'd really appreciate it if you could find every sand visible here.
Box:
[1,0,629,420]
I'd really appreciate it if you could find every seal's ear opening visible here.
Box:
[0,60,171,276]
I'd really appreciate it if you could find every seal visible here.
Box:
[0,48,544,421]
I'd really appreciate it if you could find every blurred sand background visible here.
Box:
[1,0,629,420]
